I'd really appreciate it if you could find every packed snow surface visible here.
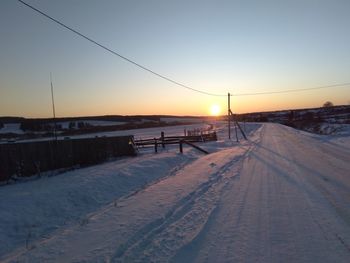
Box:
[1,123,350,262]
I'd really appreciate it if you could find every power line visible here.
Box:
[17,1,350,98]
[231,82,350,96]
[17,0,226,97]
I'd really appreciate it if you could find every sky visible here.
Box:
[1,0,350,118]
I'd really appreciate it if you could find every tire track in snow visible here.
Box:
[1,146,251,263]
[261,124,350,261]
[171,135,265,263]
[172,124,350,263]
[278,126,350,256]
[112,152,246,262]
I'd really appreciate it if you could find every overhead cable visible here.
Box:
[231,82,350,96]
[17,1,350,98]
[17,0,226,97]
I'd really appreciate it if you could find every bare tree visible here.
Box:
[323,101,334,107]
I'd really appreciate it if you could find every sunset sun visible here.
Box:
[210,104,221,116]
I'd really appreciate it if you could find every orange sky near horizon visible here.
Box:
[2,85,348,118]
[1,1,349,118]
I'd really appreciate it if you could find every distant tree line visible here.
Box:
[323,101,334,108]
[236,113,268,122]
[19,120,97,132]
[67,121,93,129]
[77,122,92,129]
[69,122,76,129]
[20,120,62,131]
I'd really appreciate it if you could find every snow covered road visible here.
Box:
[2,123,350,262]
[174,124,350,263]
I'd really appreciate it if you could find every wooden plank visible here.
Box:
[235,121,247,140]
[182,140,209,154]
[134,132,217,145]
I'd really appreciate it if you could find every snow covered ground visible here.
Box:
[1,122,350,262]
[83,122,213,141]
[302,123,350,149]
[2,122,214,144]
[0,118,203,135]
[0,123,24,134]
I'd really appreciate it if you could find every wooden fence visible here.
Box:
[134,132,217,153]
[0,135,136,182]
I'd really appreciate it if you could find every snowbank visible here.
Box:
[0,122,261,260]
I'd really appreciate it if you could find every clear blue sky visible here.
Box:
[1,0,349,117]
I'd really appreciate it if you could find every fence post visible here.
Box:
[213,131,217,141]
[161,131,165,148]
[234,121,239,142]
[179,140,183,153]
[154,138,158,153]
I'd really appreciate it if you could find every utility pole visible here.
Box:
[50,73,57,141]
[228,93,246,142]
[228,92,231,139]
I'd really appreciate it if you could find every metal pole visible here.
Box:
[50,73,57,141]
[228,92,231,139]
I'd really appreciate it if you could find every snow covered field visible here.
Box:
[0,117,203,136]
[0,123,24,134]
[1,122,213,144]
[1,122,350,262]
[76,122,212,141]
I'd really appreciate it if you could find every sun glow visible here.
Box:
[210,104,221,116]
